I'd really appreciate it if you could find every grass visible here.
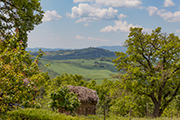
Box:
[40,58,118,81]
[2,108,87,120]
[1,108,180,120]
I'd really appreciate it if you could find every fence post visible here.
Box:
[171,111,173,120]
[146,103,148,118]
[129,107,131,120]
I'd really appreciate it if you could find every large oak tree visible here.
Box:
[113,27,180,117]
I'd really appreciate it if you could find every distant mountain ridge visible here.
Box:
[27,45,126,52]
[26,47,70,52]
[31,47,117,60]
[97,46,126,52]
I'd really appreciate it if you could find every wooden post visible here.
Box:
[104,96,106,120]
[129,107,131,120]
[171,111,173,120]
[104,103,106,120]
[146,103,148,118]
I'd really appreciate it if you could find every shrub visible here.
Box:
[7,108,87,120]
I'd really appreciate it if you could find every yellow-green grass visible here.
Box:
[2,108,87,120]
[40,58,118,81]
[105,116,180,120]
[1,108,179,120]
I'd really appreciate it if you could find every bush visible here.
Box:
[7,108,87,120]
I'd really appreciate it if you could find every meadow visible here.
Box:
[39,58,118,84]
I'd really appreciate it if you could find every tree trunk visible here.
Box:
[152,103,163,118]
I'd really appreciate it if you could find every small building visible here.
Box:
[59,85,99,116]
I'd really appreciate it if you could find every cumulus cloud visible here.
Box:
[75,35,86,39]
[100,20,151,33]
[75,35,110,42]
[73,0,142,8]
[67,3,127,23]
[87,36,110,42]
[43,10,62,22]
[73,0,94,3]
[176,29,180,33]
[164,0,175,7]
[146,6,158,16]
[157,9,180,22]
[84,23,89,27]
[144,6,180,22]
[95,0,142,8]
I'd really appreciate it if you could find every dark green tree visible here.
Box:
[0,0,44,47]
[113,27,180,118]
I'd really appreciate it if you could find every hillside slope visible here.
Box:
[32,47,116,60]
[40,58,118,81]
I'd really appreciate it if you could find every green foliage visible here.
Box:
[51,73,88,89]
[0,0,44,47]
[20,100,42,109]
[162,96,180,117]
[31,72,51,88]
[110,94,153,117]
[0,35,43,113]
[6,108,87,120]
[113,27,180,117]
[95,79,114,118]
[49,86,81,113]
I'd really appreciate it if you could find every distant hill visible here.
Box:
[32,47,116,60]
[97,46,126,52]
[26,47,71,52]
[27,45,126,52]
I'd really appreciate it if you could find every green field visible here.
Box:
[39,58,118,81]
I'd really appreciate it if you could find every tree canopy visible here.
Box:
[113,27,180,118]
[0,0,44,47]
[0,34,43,113]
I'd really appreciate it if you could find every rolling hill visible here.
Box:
[27,45,127,52]
[32,47,116,60]
[33,47,120,83]
[39,58,118,84]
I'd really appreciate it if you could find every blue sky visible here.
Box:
[28,0,180,49]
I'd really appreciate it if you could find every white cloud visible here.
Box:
[43,10,62,22]
[87,36,110,42]
[146,6,158,16]
[84,23,89,27]
[75,35,86,39]
[73,0,94,3]
[95,0,142,8]
[100,20,151,33]
[157,9,180,22]
[73,0,142,8]
[67,3,127,23]
[144,6,180,22]
[164,0,175,7]
[75,35,110,42]
[176,29,180,33]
